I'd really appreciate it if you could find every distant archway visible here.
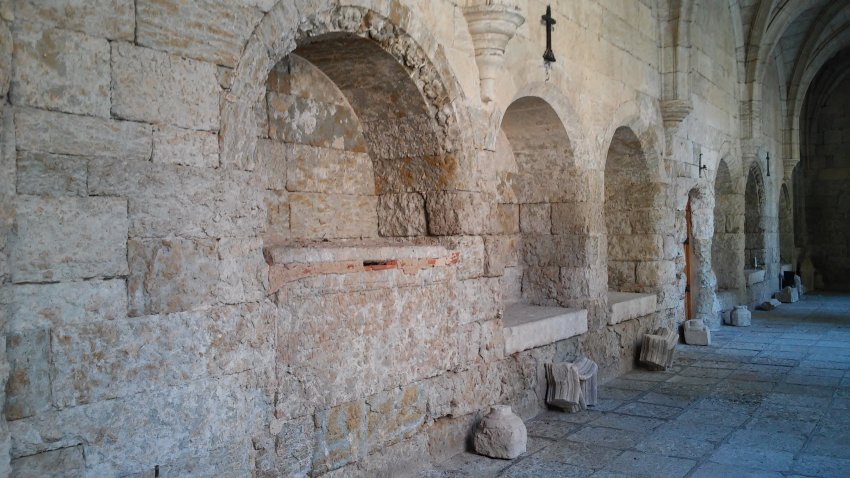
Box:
[744,163,767,269]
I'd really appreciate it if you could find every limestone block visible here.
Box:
[136,0,264,66]
[217,237,268,305]
[267,92,366,153]
[636,260,677,287]
[8,279,127,329]
[15,107,151,160]
[490,203,519,234]
[545,357,598,412]
[426,192,491,235]
[608,234,664,261]
[608,291,657,325]
[12,196,128,282]
[728,305,752,326]
[289,192,379,240]
[520,203,550,234]
[255,139,287,190]
[128,237,219,316]
[286,143,374,195]
[456,277,501,325]
[9,374,259,475]
[776,286,799,303]
[374,153,458,194]
[639,327,678,371]
[11,445,85,478]
[365,384,427,449]
[12,24,110,117]
[14,0,134,40]
[551,202,604,235]
[4,327,50,420]
[683,319,711,346]
[438,236,485,280]
[378,193,427,237]
[473,405,527,460]
[111,42,221,130]
[483,234,518,276]
[501,304,587,355]
[312,400,368,474]
[152,125,219,168]
[16,151,87,196]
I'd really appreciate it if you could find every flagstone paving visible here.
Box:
[421,293,850,477]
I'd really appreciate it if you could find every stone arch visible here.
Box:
[712,158,744,292]
[687,183,720,328]
[779,183,793,264]
[222,2,472,189]
[495,96,594,306]
[602,99,667,181]
[744,162,767,269]
[604,125,667,295]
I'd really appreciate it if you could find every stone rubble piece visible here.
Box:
[794,275,805,295]
[545,357,598,413]
[756,298,781,311]
[727,305,752,326]
[683,319,711,346]
[639,327,678,371]
[776,286,799,303]
[473,405,527,460]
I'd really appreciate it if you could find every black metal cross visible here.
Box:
[542,5,556,63]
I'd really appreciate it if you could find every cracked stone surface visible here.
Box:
[420,293,850,478]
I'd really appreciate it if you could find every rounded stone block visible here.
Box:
[728,305,751,327]
[473,405,527,460]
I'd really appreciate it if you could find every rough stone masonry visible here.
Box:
[0,0,837,476]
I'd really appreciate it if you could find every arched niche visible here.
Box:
[744,163,767,269]
[778,184,794,265]
[712,158,743,291]
[260,32,454,241]
[604,126,665,294]
[495,96,586,306]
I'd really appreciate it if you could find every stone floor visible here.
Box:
[421,292,850,477]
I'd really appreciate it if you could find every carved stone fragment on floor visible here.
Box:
[473,405,527,460]
[683,319,711,346]
[639,327,678,371]
[776,286,799,303]
[545,357,598,412]
[727,305,752,326]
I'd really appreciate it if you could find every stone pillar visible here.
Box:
[462,3,525,103]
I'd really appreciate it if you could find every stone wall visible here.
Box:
[0,0,794,475]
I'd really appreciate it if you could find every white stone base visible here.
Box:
[683,320,711,346]
[608,291,657,325]
[502,304,588,355]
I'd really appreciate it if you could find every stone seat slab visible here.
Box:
[502,304,588,355]
[608,291,658,325]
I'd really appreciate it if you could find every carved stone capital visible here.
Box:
[463,4,525,103]
[660,98,693,127]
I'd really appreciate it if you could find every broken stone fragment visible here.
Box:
[545,357,598,413]
[683,319,711,346]
[728,305,752,326]
[776,286,799,303]
[473,405,527,460]
[639,327,678,371]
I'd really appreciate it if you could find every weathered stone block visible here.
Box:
[483,234,518,276]
[366,385,426,449]
[217,236,267,305]
[545,357,598,412]
[776,286,799,303]
[683,319,711,345]
[312,400,368,474]
[136,0,264,68]
[5,327,50,420]
[152,125,219,168]
[14,0,135,40]
[473,405,526,460]
[289,192,379,240]
[16,151,87,196]
[12,196,128,282]
[15,107,151,160]
[128,237,219,316]
[551,202,604,235]
[11,445,85,478]
[378,193,427,237]
[265,416,314,478]
[636,260,677,287]
[608,234,664,261]
[456,278,501,325]
[639,327,678,371]
[286,144,374,195]
[12,24,110,117]
[255,139,288,190]
[111,42,221,130]
[490,203,520,234]
[728,305,751,326]
[426,192,492,235]
[9,279,127,329]
[268,92,366,153]
[520,203,550,234]
[0,20,10,98]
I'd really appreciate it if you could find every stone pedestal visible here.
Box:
[473,405,527,460]
[639,328,678,371]
[728,305,751,326]
[777,286,799,303]
[683,319,711,346]
[545,357,598,413]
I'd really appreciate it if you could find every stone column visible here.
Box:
[463,3,525,103]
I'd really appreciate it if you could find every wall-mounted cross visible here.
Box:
[542,5,556,63]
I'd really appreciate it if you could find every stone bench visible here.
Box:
[608,291,657,325]
[502,304,588,355]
